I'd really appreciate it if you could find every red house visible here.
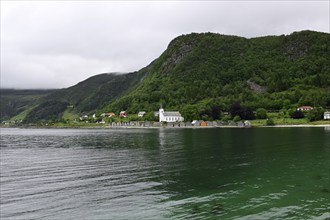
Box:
[297,106,313,111]
[120,111,127,117]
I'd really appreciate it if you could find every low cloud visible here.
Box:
[1,1,329,89]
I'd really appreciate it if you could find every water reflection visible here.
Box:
[158,128,166,148]
[153,128,329,219]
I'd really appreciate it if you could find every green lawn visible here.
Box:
[250,112,329,126]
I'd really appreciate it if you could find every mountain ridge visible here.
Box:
[101,30,329,113]
[1,30,329,123]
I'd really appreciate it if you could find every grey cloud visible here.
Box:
[1,1,329,89]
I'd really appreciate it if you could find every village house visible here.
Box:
[102,112,116,117]
[138,111,146,117]
[244,121,252,127]
[120,111,127,117]
[324,112,330,120]
[237,121,245,127]
[297,106,314,111]
[206,121,213,126]
[191,120,200,126]
[159,106,184,123]
[138,121,151,127]
[130,121,138,126]
[153,122,162,127]
[212,121,218,126]
[179,122,186,127]
[79,115,89,120]
[229,121,237,126]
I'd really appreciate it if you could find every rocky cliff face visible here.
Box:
[161,43,195,74]
[246,80,267,93]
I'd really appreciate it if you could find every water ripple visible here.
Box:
[1,128,329,219]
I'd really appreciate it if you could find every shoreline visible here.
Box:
[1,123,329,129]
[266,124,330,128]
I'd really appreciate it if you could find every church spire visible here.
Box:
[159,104,164,122]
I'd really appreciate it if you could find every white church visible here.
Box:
[159,105,184,122]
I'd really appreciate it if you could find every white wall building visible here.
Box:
[138,111,146,117]
[159,106,184,122]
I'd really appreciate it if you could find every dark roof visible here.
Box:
[163,111,182,117]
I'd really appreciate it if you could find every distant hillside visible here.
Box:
[22,69,148,123]
[0,89,56,121]
[2,30,329,123]
[45,71,148,112]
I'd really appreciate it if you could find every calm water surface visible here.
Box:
[0,127,329,219]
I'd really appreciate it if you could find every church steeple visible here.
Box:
[159,104,164,122]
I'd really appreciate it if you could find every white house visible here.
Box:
[159,106,184,122]
[324,112,330,120]
[138,111,146,117]
[191,120,200,126]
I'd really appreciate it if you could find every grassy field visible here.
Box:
[9,106,36,122]
[62,109,79,121]
[250,112,329,126]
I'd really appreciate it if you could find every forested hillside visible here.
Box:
[1,30,329,123]
[23,70,148,122]
[103,30,329,114]
[0,89,56,121]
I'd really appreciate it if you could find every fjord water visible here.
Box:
[0,127,329,220]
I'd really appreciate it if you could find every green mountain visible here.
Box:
[0,89,56,121]
[23,70,149,123]
[1,30,329,123]
[103,30,330,113]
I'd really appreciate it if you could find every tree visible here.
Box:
[291,110,304,119]
[128,114,139,121]
[306,107,324,122]
[144,112,158,121]
[229,102,245,119]
[199,109,211,121]
[229,102,255,120]
[266,118,275,126]
[244,107,256,120]
[233,115,241,122]
[201,114,212,121]
[211,106,222,120]
[181,105,199,122]
[256,108,268,119]
[222,115,231,122]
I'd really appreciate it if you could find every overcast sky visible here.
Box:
[1,1,329,89]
